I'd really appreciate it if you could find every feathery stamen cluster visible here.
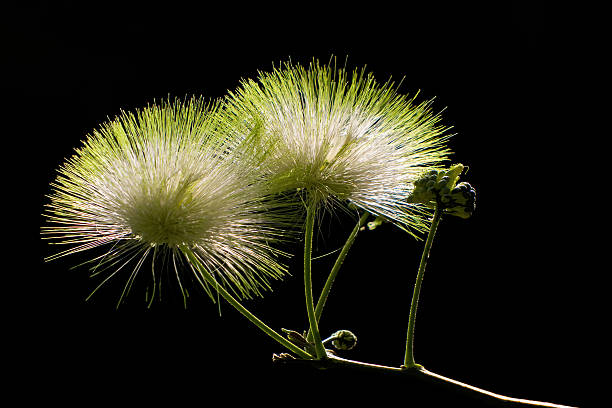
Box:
[42,60,457,305]
[42,97,294,304]
[221,60,452,235]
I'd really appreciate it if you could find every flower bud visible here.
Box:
[443,182,476,219]
[330,330,358,351]
[407,164,476,218]
[367,216,386,230]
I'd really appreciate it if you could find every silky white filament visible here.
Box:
[42,97,294,305]
[221,60,453,236]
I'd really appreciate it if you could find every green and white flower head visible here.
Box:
[221,60,452,235]
[42,97,293,305]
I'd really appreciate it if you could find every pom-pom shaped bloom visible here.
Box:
[42,97,294,305]
[220,60,452,235]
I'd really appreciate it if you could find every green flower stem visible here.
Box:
[315,211,370,322]
[306,211,370,343]
[403,206,443,368]
[304,201,327,359]
[182,246,313,360]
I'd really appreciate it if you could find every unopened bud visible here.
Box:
[407,164,476,219]
[329,330,357,351]
[443,182,476,219]
[367,216,385,230]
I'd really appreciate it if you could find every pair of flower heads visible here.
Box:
[42,59,475,309]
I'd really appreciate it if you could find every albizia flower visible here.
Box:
[221,60,453,235]
[42,97,294,305]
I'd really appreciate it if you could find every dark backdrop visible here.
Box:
[5,2,588,406]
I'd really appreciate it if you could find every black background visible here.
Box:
[4,2,592,406]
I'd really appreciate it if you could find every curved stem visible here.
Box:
[306,210,369,342]
[304,201,327,359]
[182,247,313,360]
[404,206,443,368]
[314,211,370,324]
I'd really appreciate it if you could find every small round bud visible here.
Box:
[330,330,358,351]
[445,182,476,219]
[367,216,385,230]
[436,176,450,190]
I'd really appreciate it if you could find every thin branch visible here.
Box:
[272,355,578,408]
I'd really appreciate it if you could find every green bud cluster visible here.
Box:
[407,164,476,219]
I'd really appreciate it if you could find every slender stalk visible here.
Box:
[303,201,327,359]
[305,211,370,344]
[182,247,313,360]
[404,206,443,368]
[315,211,370,323]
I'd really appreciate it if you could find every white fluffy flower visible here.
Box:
[221,61,452,235]
[42,97,293,305]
